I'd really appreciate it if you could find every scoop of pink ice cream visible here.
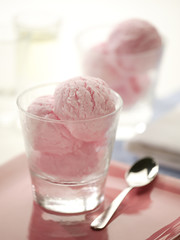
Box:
[27,95,83,155]
[28,95,58,120]
[114,74,150,107]
[82,44,150,107]
[107,18,162,71]
[54,76,117,141]
[108,18,162,54]
[32,141,106,180]
[83,43,121,89]
[54,76,115,120]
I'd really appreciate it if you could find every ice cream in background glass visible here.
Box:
[76,19,163,139]
[17,76,123,214]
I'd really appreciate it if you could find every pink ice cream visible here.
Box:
[54,76,116,141]
[107,18,162,71]
[27,95,82,155]
[83,43,150,107]
[33,141,105,178]
[83,43,121,90]
[82,18,162,108]
[27,77,119,180]
[108,19,162,55]
[54,76,115,120]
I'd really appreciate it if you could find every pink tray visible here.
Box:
[0,154,180,240]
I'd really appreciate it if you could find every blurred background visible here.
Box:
[0,0,180,167]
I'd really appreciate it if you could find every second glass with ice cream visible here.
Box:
[17,76,123,214]
[76,19,164,139]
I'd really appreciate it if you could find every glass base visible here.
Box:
[31,171,105,214]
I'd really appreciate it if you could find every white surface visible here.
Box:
[0,0,180,166]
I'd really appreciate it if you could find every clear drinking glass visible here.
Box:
[0,21,18,128]
[76,25,164,139]
[17,82,123,214]
[14,11,62,92]
[0,23,16,95]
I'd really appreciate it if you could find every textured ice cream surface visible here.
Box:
[27,95,58,120]
[54,76,116,120]
[27,95,83,155]
[54,76,118,141]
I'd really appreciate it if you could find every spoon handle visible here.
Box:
[91,186,133,230]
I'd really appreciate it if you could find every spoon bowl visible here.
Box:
[91,157,159,230]
[126,157,159,187]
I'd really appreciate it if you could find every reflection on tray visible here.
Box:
[29,202,108,240]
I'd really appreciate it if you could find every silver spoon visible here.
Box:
[91,157,159,230]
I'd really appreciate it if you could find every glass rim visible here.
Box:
[14,10,61,32]
[16,81,123,124]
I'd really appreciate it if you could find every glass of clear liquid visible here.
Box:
[14,11,62,92]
